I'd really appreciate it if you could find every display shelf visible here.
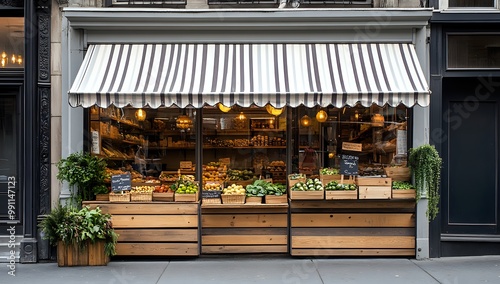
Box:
[101,136,142,145]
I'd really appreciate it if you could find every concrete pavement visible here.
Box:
[3,255,500,284]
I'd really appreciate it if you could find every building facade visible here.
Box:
[429,0,500,257]
[0,0,51,263]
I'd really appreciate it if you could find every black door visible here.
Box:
[441,77,500,252]
[0,90,22,258]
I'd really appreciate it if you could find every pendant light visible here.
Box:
[135,108,147,121]
[300,115,312,127]
[218,103,231,113]
[316,110,328,123]
[266,105,283,116]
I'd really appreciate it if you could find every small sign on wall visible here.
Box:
[342,142,362,152]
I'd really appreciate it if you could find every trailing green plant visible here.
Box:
[408,144,442,221]
[56,152,108,203]
[39,204,119,257]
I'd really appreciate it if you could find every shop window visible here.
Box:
[291,105,410,177]
[0,94,18,220]
[202,105,287,185]
[448,35,500,69]
[0,17,24,68]
[448,0,495,7]
[89,105,197,180]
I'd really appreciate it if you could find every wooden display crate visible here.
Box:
[325,190,358,200]
[152,192,174,202]
[174,191,199,202]
[289,190,324,200]
[246,196,263,204]
[356,177,392,186]
[221,194,246,204]
[392,189,416,199]
[95,194,109,201]
[225,179,255,187]
[130,192,153,202]
[358,186,391,199]
[202,198,221,204]
[384,167,411,181]
[265,194,288,204]
[109,192,130,202]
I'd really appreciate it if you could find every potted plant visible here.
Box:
[408,144,442,221]
[56,152,108,204]
[39,204,118,266]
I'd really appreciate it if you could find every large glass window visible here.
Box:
[292,104,410,176]
[0,17,24,68]
[448,35,500,69]
[0,94,18,220]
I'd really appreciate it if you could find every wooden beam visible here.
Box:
[202,235,287,245]
[115,229,198,242]
[202,214,287,228]
[84,202,199,215]
[111,215,198,228]
[291,213,415,227]
[202,245,288,254]
[291,236,415,249]
[116,243,199,256]
[291,248,415,256]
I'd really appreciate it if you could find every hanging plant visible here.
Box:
[408,144,442,221]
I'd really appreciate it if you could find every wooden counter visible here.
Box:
[84,202,199,257]
[289,200,416,257]
[201,203,289,254]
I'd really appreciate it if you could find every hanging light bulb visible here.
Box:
[1,58,5,68]
[1,52,6,59]
[135,108,147,121]
[237,112,246,121]
[11,54,16,64]
[266,105,283,116]
[17,55,22,65]
[218,103,231,113]
[316,110,328,123]
[300,115,311,127]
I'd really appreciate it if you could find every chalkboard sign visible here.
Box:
[340,154,359,176]
[201,190,222,199]
[111,174,131,192]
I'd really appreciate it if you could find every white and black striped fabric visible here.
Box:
[68,43,429,108]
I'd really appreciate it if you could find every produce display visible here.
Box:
[131,186,155,193]
[171,180,198,194]
[204,183,222,191]
[288,173,306,180]
[203,162,227,182]
[320,168,339,175]
[291,178,324,191]
[159,172,178,182]
[223,184,245,195]
[392,181,415,190]
[246,180,287,196]
[227,169,255,181]
[324,181,357,191]
[154,184,170,193]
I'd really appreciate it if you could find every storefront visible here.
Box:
[62,8,432,258]
[0,0,51,263]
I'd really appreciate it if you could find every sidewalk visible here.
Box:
[4,255,500,284]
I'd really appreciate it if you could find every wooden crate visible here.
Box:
[95,194,109,201]
[265,194,288,204]
[384,167,411,181]
[356,177,392,186]
[325,190,358,200]
[221,194,246,204]
[175,191,199,202]
[289,190,324,200]
[109,192,130,202]
[130,192,153,202]
[246,196,263,204]
[57,240,109,267]
[392,189,416,199]
[358,186,391,199]
[152,192,174,202]
[202,198,221,204]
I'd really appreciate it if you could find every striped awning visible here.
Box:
[68,43,429,108]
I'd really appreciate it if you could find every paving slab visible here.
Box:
[314,258,438,284]
[411,256,500,284]
[6,261,169,284]
[159,258,324,284]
